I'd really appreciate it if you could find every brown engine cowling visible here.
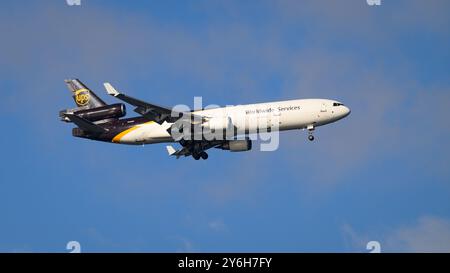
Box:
[220,139,252,152]
[71,103,126,122]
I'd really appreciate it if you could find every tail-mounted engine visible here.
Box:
[60,103,126,123]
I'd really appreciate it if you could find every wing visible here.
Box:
[104,83,205,124]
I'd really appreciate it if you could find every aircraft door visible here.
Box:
[320,102,327,113]
[318,101,330,122]
[270,107,281,129]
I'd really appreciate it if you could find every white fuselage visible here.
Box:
[115,99,350,144]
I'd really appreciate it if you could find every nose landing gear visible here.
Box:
[307,124,315,141]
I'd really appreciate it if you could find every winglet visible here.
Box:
[166,145,177,156]
[104,82,120,97]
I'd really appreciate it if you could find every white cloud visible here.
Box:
[208,218,227,232]
[343,216,450,252]
[175,237,197,253]
[385,216,450,252]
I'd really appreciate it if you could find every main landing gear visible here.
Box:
[193,151,208,160]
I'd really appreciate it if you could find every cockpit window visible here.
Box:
[333,102,344,107]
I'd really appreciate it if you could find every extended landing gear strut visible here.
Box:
[307,125,315,141]
[193,151,208,160]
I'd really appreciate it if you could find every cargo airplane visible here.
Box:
[60,79,350,160]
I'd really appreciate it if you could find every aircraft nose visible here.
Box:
[343,106,351,117]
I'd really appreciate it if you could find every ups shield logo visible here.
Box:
[75,89,90,106]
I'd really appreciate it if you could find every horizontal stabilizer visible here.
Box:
[64,113,107,134]
[166,145,177,156]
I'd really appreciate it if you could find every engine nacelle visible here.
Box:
[220,139,252,152]
[60,103,126,122]
[203,116,233,133]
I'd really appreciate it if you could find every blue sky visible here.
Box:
[0,0,449,252]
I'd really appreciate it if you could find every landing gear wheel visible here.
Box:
[193,154,200,160]
[200,152,208,160]
[308,134,315,141]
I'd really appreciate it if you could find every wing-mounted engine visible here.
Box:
[219,139,252,152]
[60,103,126,123]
